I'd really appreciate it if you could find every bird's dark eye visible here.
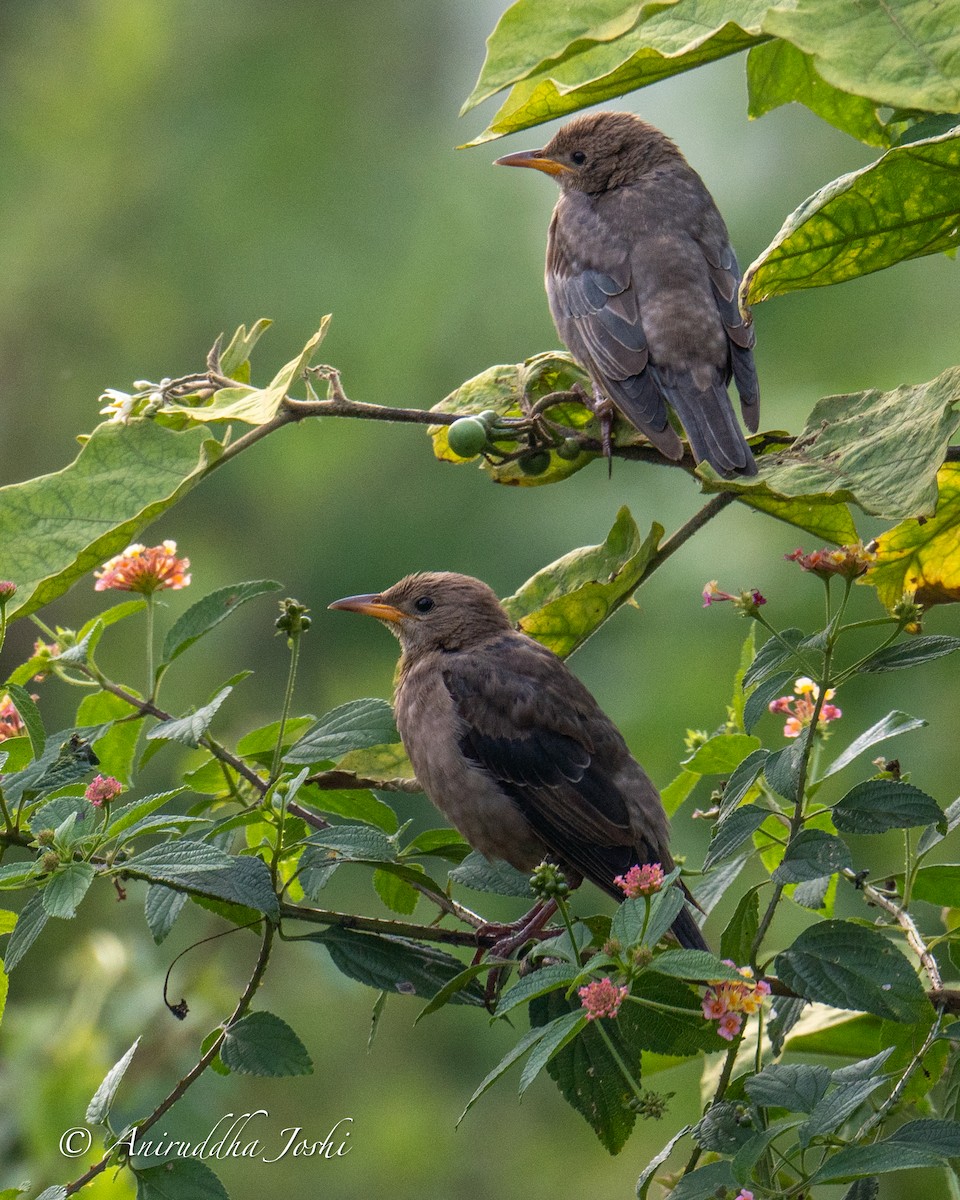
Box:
[414,596,435,613]
[570,150,587,165]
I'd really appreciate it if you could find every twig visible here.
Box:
[64,920,275,1195]
[279,900,509,947]
[843,868,943,992]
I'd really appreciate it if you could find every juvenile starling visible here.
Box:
[496,110,759,476]
[329,571,707,950]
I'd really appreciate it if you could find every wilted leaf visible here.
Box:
[744,129,960,303]
[502,506,662,657]
[863,462,960,607]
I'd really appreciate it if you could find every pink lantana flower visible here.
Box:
[578,978,628,1021]
[717,1011,744,1041]
[85,775,123,807]
[768,676,841,739]
[95,541,190,595]
[615,863,665,898]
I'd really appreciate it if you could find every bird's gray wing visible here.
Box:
[693,210,760,430]
[546,212,682,458]
[440,636,660,894]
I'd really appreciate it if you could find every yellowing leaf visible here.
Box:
[863,462,960,608]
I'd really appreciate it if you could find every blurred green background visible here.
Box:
[1,2,958,1197]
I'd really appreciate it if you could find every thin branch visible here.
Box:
[279,900,511,948]
[843,868,943,992]
[305,769,423,793]
[64,920,276,1195]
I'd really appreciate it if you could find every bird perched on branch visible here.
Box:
[496,110,759,477]
[329,571,706,950]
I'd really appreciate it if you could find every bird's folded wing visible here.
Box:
[440,641,635,851]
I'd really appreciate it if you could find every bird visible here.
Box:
[329,571,707,950]
[495,110,760,477]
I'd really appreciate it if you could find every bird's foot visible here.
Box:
[580,384,615,477]
[473,900,560,1009]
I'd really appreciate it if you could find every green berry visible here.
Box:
[478,409,500,428]
[519,450,551,476]
[555,437,581,461]
[446,417,489,458]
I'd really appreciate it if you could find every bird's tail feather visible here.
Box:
[671,900,709,951]
[652,367,757,477]
[730,343,760,432]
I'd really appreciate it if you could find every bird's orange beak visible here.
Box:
[494,148,571,177]
[328,593,406,624]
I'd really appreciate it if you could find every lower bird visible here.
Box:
[329,571,706,950]
[496,110,760,477]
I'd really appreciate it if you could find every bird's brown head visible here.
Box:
[495,110,682,195]
[328,571,513,655]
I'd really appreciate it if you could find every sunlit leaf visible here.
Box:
[502,506,661,657]
[744,129,960,303]
[863,462,960,608]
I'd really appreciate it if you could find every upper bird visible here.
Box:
[496,110,760,477]
[329,571,706,950]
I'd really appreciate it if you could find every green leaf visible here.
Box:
[764,731,810,801]
[306,926,486,1004]
[5,729,102,805]
[531,988,638,1153]
[0,420,220,621]
[4,685,44,759]
[798,1075,887,1147]
[858,635,960,672]
[660,769,700,817]
[86,1036,140,1124]
[458,1013,568,1126]
[720,888,760,964]
[611,879,684,948]
[0,862,37,890]
[161,580,281,664]
[106,789,186,839]
[518,1010,586,1096]
[775,920,929,1022]
[463,0,768,144]
[720,748,770,815]
[683,732,761,774]
[705,368,960,521]
[761,0,960,113]
[284,698,399,764]
[402,827,471,862]
[296,784,399,834]
[773,829,853,883]
[4,893,48,971]
[135,1160,230,1200]
[76,689,142,785]
[234,716,315,762]
[832,779,944,833]
[743,629,806,688]
[0,910,16,936]
[661,1160,737,1200]
[823,711,927,778]
[747,38,891,146]
[746,1061,831,1112]
[647,950,743,981]
[909,864,960,908]
[502,506,662,658]
[144,884,187,944]
[125,841,280,919]
[219,317,273,378]
[743,672,794,735]
[34,1190,68,1200]
[306,824,395,862]
[745,129,960,304]
[220,1010,312,1076]
[732,1117,804,1183]
[372,866,420,915]
[703,805,768,871]
[29,796,92,838]
[449,850,533,897]
[636,1126,694,1199]
[841,1182,879,1200]
[494,963,579,1019]
[146,686,232,748]
[812,1119,960,1183]
[42,862,96,919]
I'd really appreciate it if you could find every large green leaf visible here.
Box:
[747,39,891,147]
[775,921,928,1022]
[762,0,960,113]
[0,420,221,620]
[702,367,960,520]
[812,1119,960,1183]
[502,506,662,658]
[161,580,282,665]
[463,0,769,144]
[744,128,960,303]
[135,1161,229,1200]
[832,779,944,834]
[284,698,399,764]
